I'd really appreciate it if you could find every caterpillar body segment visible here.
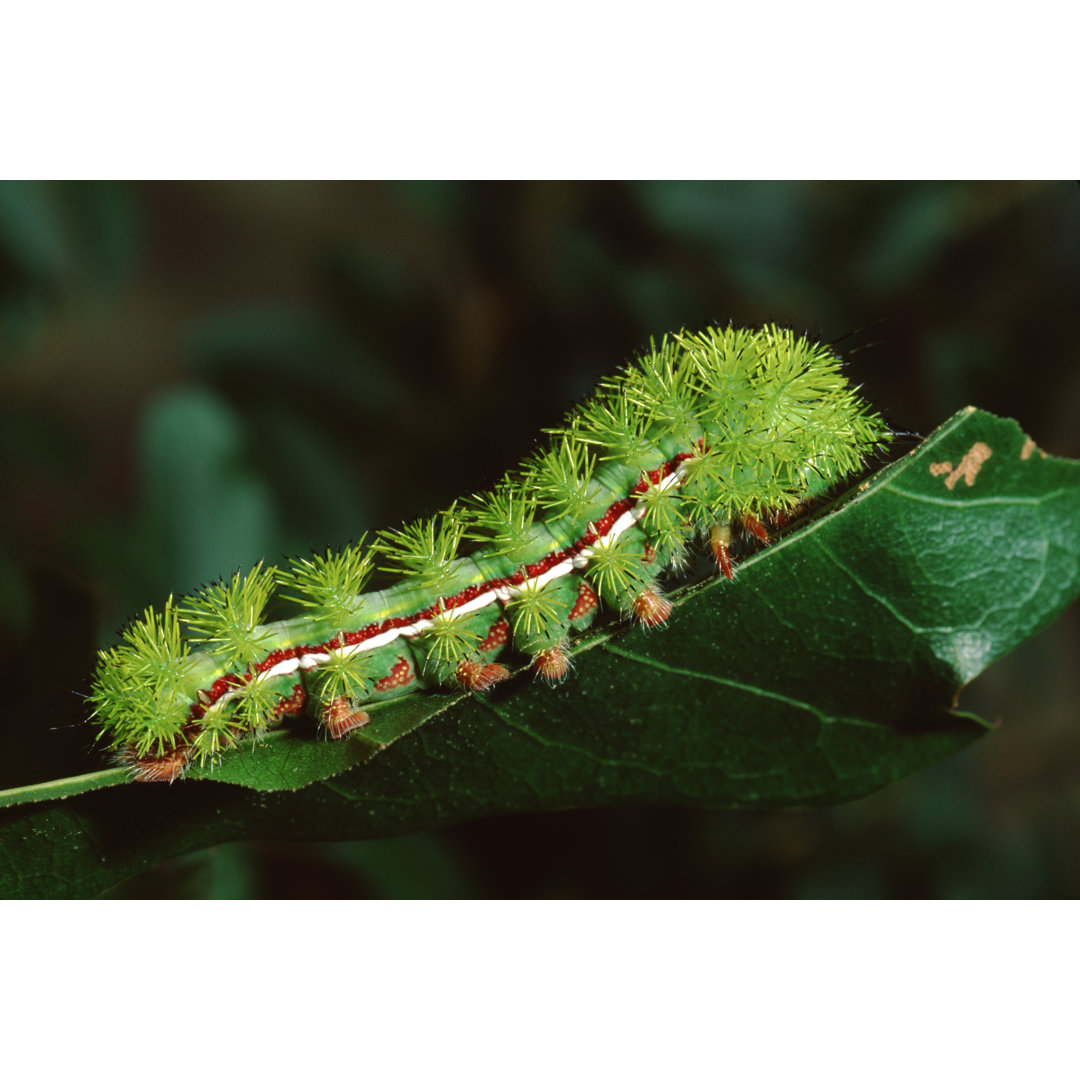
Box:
[90,325,891,781]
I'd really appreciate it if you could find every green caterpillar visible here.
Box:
[89,324,891,782]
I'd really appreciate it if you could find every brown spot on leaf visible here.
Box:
[929,442,992,490]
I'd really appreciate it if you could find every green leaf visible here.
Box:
[2,408,1078,898]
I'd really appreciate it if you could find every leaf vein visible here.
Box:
[475,697,666,778]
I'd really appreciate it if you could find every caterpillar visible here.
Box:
[89,324,892,782]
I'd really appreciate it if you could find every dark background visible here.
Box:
[1,180,1077,897]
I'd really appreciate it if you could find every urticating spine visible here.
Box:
[89,325,891,781]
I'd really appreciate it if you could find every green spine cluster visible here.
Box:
[89,325,891,777]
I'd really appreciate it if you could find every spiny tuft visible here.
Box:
[282,542,376,628]
[463,481,539,560]
[584,532,653,609]
[89,598,195,757]
[636,475,693,565]
[179,562,276,667]
[423,606,484,670]
[555,390,655,463]
[526,434,597,522]
[505,576,570,647]
[375,506,467,586]
[309,651,372,708]
[617,335,703,444]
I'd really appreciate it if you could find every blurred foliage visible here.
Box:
[1,180,1078,897]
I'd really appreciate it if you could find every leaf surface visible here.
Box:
[2,408,1077,897]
